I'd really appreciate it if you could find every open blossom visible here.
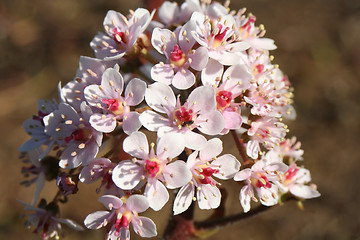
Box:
[84,194,157,240]
[84,67,146,134]
[43,102,103,169]
[277,163,320,199]
[91,9,154,60]
[140,82,225,150]
[190,12,250,67]
[151,21,208,89]
[234,159,288,212]
[20,200,83,240]
[173,138,240,214]
[112,132,192,211]
[246,116,287,159]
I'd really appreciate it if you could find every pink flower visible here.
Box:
[246,116,287,159]
[84,194,157,239]
[43,102,103,169]
[84,67,146,134]
[234,159,288,212]
[139,82,225,150]
[151,22,208,89]
[91,9,154,60]
[173,138,240,214]
[112,131,192,211]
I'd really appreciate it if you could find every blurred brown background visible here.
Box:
[1,0,359,239]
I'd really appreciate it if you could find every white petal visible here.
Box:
[156,133,185,159]
[126,194,149,213]
[222,110,242,130]
[183,130,207,150]
[56,218,84,231]
[163,161,192,189]
[132,216,157,238]
[246,140,260,159]
[122,111,141,135]
[199,138,223,160]
[201,58,223,86]
[89,113,117,133]
[124,78,146,106]
[190,46,208,71]
[178,20,196,51]
[151,64,174,85]
[112,160,143,190]
[99,195,123,210]
[188,86,216,113]
[123,131,149,159]
[212,154,241,180]
[145,82,176,114]
[173,183,195,215]
[240,185,251,213]
[101,68,124,97]
[145,180,169,211]
[197,110,225,135]
[84,211,111,229]
[290,185,321,199]
[139,110,170,132]
[234,168,252,181]
[151,27,173,54]
[197,184,221,210]
[172,69,195,90]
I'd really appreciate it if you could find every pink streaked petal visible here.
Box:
[156,133,185,159]
[190,46,208,71]
[183,130,207,150]
[234,168,252,181]
[188,86,216,113]
[98,195,123,210]
[212,154,241,180]
[145,82,176,114]
[172,69,195,90]
[197,111,225,135]
[124,78,146,106]
[126,194,149,213]
[163,161,192,189]
[240,185,251,213]
[139,110,171,132]
[132,216,157,238]
[112,160,143,190]
[84,211,111,229]
[201,58,223,86]
[197,184,221,210]
[199,138,223,160]
[145,180,169,211]
[173,183,195,215]
[222,110,242,130]
[290,185,320,199]
[89,113,117,133]
[122,111,141,135]
[123,131,149,159]
[151,64,174,85]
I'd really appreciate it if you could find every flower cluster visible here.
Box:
[18,0,320,239]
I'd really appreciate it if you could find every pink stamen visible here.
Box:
[174,107,193,126]
[216,91,233,109]
[144,159,160,178]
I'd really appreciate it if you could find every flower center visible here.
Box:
[199,167,218,185]
[283,165,299,185]
[173,106,194,128]
[251,173,271,188]
[102,98,126,116]
[254,64,264,74]
[64,127,92,143]
[114,211,132,236]
[113,28,127,45]
[216,90,233,110]
[211,24,229,49]
[144,158,162,178]
[170,45,186,67]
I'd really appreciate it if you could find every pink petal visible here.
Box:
[123,131,149,159]
[163,161,192,189]
[240,185,251,213]
[144,180,169,211]
[246,140,260,159]
[197,111,225,135]
[183,130,207,150]
[151,27,174,54]
[199,138,223,160]
[212,154,241,180]
[173,183,195,215]
[222,110,242,130]
[222,64,252,94]
[112,160,143,190]
[124,78,146,106]
[178,20,196,51]
[234,168,252,181]
[201,58,223,86]
[139,110,171,132]
[172,69,195,90]
[188,86,216,113]
[126,194,149,213]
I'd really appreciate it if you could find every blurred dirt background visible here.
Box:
[0,0,359,239]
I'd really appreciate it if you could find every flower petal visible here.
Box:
[163,161,192,189]
[197,184,221,210]
[144,180,169,211]
[132,216,157,238]
[173,183,195,215]
[124,78,146,106]
[112,160,143,190]
[172,69,195,90]
[126,194,149,213]
[199,138,223,160]
[212,154,241,180]
[123,131,149,159]
[84,211,111,229]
